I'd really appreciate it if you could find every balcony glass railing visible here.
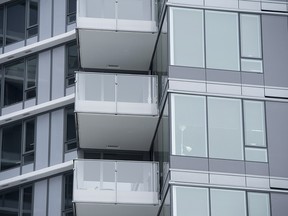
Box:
[77,0,158,31]
[73,159,159,204]
[75,72,158,115]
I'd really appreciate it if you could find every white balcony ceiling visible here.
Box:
[75,203,159,216]
[77,113,158,151]
[78,29,157,71]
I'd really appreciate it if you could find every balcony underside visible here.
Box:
[78,29,157,71]
[75,202,159,216]
[77,112,158,151]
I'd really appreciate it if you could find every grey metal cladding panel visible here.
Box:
[209,159,245,174]
[206,68,241,84]
[169,66,205,81]
[48,176,62,216]
[35,114,50,170]
[262,15,288,88]
[33,180,48,215]
[50,109,64,166]
[241,72,264,86]
[38,51,51,104]
[245,161,269,176]
[170,155,209,171]
[271,193,288,216]
[266,101,288,178]
[39,0,52,40]
[53,0,66,36]
[51,46,65,100]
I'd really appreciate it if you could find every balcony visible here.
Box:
[76,0,158,71]
[73,160,159,216]
[75,72,158,150]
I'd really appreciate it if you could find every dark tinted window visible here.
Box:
[66,107,77,150]
[4,61,24,106]
[0,7,3,47]
[67,42,78,86]
[25,119,35,152]
[26,56,37,99]
[29,0,38,26]
[64,174,73,210]
[22,187,32,211]
[1,123,22,171]
[6,0,26,45]
[67,0,76,23]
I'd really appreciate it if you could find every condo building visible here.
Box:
[0,0,287,215]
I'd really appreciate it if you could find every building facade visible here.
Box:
[0,0,287,216]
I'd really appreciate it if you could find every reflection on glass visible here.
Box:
[66,107,76,141]
[4,61,24,106]
[240,14,262,58]
[171,8,204,68]
[25,120,35,152]
[244,101,266,147]
[1,123,22,171]
[172,94,207,157]
[0,7,3,47]
[205,10,240,71]
[211,189,247,216]
[6,0,26,45]
[67,42,78,86]
[26,57,37,99]
[174,186,209,216]
[245,148,268,162]
[29,0,38,27]
[241,59,263,73]
[64,174,73,210]
[248,192,270,216]
[22,187,33,211]
[208,97,243,160]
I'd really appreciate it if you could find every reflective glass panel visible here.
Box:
[67,42,78,85]
[244,101,266,147]
[6,1,26,45]
[172,94,207,157]
[29,0,38,26]
[4,61,24,106]
[171,8,204,68]
[22,187,33,211]
[205,10,240,71]
[27,57,37,89]
[25,119,35,152]
[211,189,246,216]
[174,186,209,216]
[66,107,76,141]
[248,192,270,216]
[240,14,262,58]
[245,148,268,162]
[1,123,22,171]
[208,97,243,160]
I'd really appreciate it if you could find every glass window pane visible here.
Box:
[68,0,76,14]
[4,61,24,106]
[172,94,207,157]
[6,1,26,45]
[3,189,19,209]
[22,187,33,211]
[67,42,78,85]
[244,101,266,147]
[0,7,3,47]
[23,153,34,164]
[171,8,204,68]
[68,14,76,24]
[118,0,151,21]
[240,14,262,58]
[211,189,246,216]
[64,174,73,210]
[1,123,22,171]
[241,59,263,73]
[173,186,209,216]
[66,107,76,141]
[27,57,37,89]
[205,10,240,71]
[25,120,35,152]
[245,148,268,162]
[29,0,38,26]
[85,0,115,19]
[248,192,270,216]
[27,26,38,38]
[208,97,243,160]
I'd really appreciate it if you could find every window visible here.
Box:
[3,0,38,46]
[67,0,76,24]
[170,8,263,73]
[0,185,33,216]
[172,94,267,162]
[63,173,73,216]
[173,186,271,216]
[208,97,243,160]
[0,118,35,171]
[172,95,207,157]
[66,42,78,86]
[4,55,37,106]
[65,106,77,151]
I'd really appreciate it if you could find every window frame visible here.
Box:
[66,0,76,25]
[64,106,77,152]
[65,41,78,87]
